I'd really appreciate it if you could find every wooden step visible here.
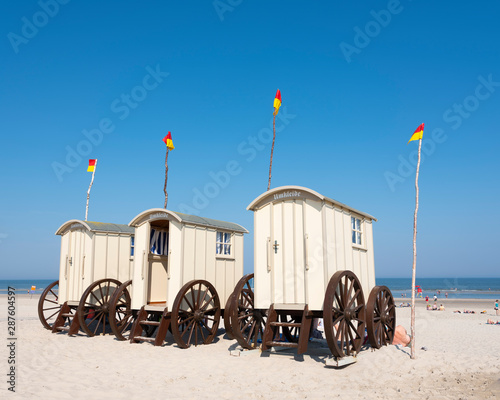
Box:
[265,341,298,348]
[55,326,70,331]
[133,336,156,343]
[270,321,301,328]
[130,306,171,346]
[140,320,161,327]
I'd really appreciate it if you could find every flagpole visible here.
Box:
[267,114,276,191]
[163,148,169,208]
[410,138,422,360]
[85,159,97,221]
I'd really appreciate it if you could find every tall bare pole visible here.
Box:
[85,159,97,221]
[410,138,422,360]
[163,148,169,208]
[267,115,276,191]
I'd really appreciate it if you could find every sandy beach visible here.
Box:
[1,295,499,399]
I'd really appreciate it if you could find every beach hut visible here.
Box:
[108,208,248,348]
[38,220,135,336]
[228,186,395,359]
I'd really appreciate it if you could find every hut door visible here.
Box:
[272,201,306,304]
[67,230,84,301]
[147,226,169,305]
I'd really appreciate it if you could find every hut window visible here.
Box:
[150,228,169,256]
[351,217,362,245]
[130,236,135,256]
[216,231,231,256]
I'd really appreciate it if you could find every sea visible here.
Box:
[1,277,500,299]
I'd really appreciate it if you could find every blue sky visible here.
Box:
[1,1,499,279]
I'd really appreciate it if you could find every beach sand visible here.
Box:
[1,295,499,399]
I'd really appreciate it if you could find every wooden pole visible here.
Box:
[267,114,276,191]
[85,159,97,221]
[410,138,422,360]
[163,148,169,208]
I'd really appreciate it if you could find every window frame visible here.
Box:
[216,230,233,258]
[351,216,365,249]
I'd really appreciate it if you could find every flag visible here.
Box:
[87,159,96,172]
[408,123,424,144]
[273,89,281,116]
[162,132,175,150]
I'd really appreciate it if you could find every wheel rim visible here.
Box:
[223,292,235,339]
[109,280,133,341]
[323,271,365,357]
[366,286,396,348]
[77,279,122,337]
[230,273,266,349]
[171,280,221,348]
[38,280,61,330]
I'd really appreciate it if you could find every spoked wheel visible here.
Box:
[223,292,235,339]
[77,278,122,337]
[171,280,221,349]
[230,273,267,350]
[323,270,366,358]
[281,314,303,343]
[38,280,61,330]
[366,286,396,349]
[109,280,133,341]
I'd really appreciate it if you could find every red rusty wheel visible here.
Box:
[230,273,267,349]
[323,271,366,358]
[38,280,61,330]
[223,291,235,339]
[366,286,396,349]
[109,280,133,341]
[77,278,122,337]
[171,280,221,348]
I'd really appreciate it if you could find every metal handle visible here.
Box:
[266,237,271,272]
[141,250,146,280]
[304,234,309,271]
[167,250,171,279]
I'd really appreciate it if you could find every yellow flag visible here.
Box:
[408,123,424,144]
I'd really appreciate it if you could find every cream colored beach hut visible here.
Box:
[128,208,247,311]
[37,220,135,336]
[249,185,376,310]
[118,208,247,348]
[55,220,135,305]
[228,185,395,359]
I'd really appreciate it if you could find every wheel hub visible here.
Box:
[194,310,204,321]
[344,307,355,320]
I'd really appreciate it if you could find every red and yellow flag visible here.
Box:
[87,159,96,172]
[408,123,424,144]
[273,89,281,116]
[162,132,174,150]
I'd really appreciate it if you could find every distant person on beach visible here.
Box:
[495,300,498,311]
[425,296,429,304]
[433,294,438,303]
[445,292,448,299]
[439,304,445,311]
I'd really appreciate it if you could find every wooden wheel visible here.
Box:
[323,271,366,358]
[366,286,396,348]
[77,278,122,337]
[281,314,303,343]
[230,273,267,349]
[171,280,221,348]
[223,291,235,339]
[38,280,61,330]
[109,280,133,341]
